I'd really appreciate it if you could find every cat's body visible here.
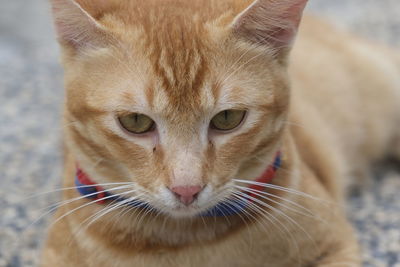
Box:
[42,0,400,266]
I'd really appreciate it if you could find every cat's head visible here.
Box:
[51,0,307,218]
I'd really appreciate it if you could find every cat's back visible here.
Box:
[292,16,400,90]
[289,15,400,169]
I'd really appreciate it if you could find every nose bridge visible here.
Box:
[167,138,206,187]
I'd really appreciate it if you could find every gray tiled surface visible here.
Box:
[0,0,399,266]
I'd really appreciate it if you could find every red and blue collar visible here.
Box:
[75,152,281,217]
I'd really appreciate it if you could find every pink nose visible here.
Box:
[170,186,203,205]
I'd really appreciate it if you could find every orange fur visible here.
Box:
[42,0,400,266]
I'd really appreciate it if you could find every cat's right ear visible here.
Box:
[49,0,109,49]
[232,0,308,60]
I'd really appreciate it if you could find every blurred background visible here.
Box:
[0,0,399,266]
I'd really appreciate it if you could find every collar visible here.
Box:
[75,152,281,217]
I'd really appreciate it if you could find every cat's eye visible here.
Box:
[119,113,155,134]
[210,110,246,131]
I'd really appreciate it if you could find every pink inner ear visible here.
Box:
[234,0,308,49]
[276,0,308,43]
[50,0,105,48]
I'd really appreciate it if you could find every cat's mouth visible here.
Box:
[166,204,208,218]
[153,181,259,218]
[158,198,247,218]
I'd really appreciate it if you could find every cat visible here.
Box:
[42,0,400,266]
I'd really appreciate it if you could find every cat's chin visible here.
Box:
[163,206,207,219]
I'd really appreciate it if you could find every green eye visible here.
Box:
[119,113,155,134]
[210,110,246,131]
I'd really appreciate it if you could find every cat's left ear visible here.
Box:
[49,0,111,49]
[232,0,308,60]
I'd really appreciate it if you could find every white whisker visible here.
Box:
[84,194,146,230]
[28,184,135,229]
[38,184,133,213]
[223,197,255,243]
[46,189,138,230]
[25,182,133,200]
[235,185,324,223]
[233,179,328,204]
[231,193,301,262]
[235,191,318,256]
[66,197,124,247]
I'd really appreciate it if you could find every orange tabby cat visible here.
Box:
[42,0,400,266]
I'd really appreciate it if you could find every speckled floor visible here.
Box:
[0,0,399,266]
